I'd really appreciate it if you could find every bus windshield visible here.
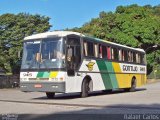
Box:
[21,38,65,70]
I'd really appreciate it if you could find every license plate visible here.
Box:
[34,84,42,88]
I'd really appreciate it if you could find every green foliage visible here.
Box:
[70,4,160,74]
[0,13,51,74]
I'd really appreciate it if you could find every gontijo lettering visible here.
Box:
[123,65,138,71]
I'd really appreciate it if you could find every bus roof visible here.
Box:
[86,36,145,53]
[24,31,84,40]
[24,31,145,53]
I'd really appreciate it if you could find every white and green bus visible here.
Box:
[20,31,146,98]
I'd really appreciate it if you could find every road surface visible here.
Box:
[0,82,160,120]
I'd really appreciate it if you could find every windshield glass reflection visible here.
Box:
[40,38,65,69]
[21,38,65,70]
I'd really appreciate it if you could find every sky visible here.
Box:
[0,0,160,31]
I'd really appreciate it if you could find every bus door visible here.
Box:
[66,35,81,76]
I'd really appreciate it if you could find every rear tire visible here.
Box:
[124,78,136,92]
[129,78,136,92]
[46,92,55,99]
[81,79,92,98]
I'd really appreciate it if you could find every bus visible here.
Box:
[20,31,146,98]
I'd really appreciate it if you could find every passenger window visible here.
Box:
[128,51,131,62]
[112,48,118,60]
[83,42,88,56]
[128,51,133,62]
[94,43,98,58]
[122,50,125,61]
[136,53,141,63]
[99,44,102,58]
[107,47,111,60]
[102,46,107,58]
[119,49,122,61]
[130,51,133,62]
[124,50,128,62]
[133,52,136,63]
[111,48,114,60]
[88,42,94,57]
[141,54,145,64]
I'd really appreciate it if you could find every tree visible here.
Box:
[0,13,51,74]
[70,4,160,74]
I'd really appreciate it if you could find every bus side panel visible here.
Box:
[88,61,106,91]
[65,73,83,93]
[112,62,131,88]
[65,60,146,93]
[112,62,146,88]
[96,60,119,89]
[65,60,106,93]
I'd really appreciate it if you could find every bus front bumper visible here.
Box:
[20,81,65,93]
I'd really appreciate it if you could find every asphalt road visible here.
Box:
[0,82,160,120]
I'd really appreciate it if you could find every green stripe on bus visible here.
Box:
[43,72,50,78]
[37,72,50,78]
[96,60,113,89]
[37,72,44,78]
[105,62,119,89]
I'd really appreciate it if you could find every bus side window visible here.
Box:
[112,48,118,61]
[114,48,118,61]
[107,47,111,60]
[136,53,140,63]
[133,52,136,63]
[136,53,138,63]
[94,43,98,58]
[122,49,124,61]
[124,50,128,62]
[111,48,114,60]
[138,53,141,63]
[141,54,145,64]
[119,49,122,61]
[131,51,133,62]
[128,51,131,62]
[102,45,107,59]
[99,44,102,58]
[88,42,94,57]
[83,42,88,56]
[128,51,133,62]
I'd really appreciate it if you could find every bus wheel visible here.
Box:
[81,79,92,98]
[46,92,55,99]
[129,78,136,92]
[124,78,136,92]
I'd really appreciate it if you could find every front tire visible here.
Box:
[81,79,92,98]
[46,92,55,99]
